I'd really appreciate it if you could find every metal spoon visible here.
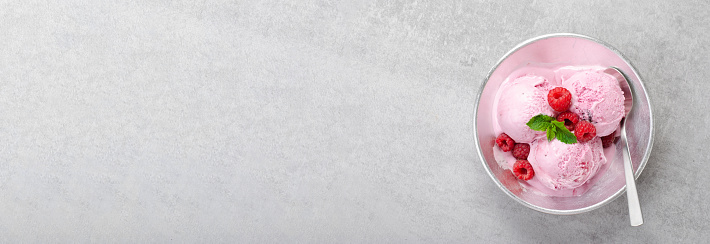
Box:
[604,67,643,226]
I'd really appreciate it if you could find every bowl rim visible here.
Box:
[473,33,655,215]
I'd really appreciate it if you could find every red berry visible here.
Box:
[547,87,572,112]
[574,120,597,143]
[495,133,515,152]
[601,133,616,148]
[513,160,535,181]
[512,143,530,160]
[556,111,580,131]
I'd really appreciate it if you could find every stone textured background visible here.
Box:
[0,0,708,242]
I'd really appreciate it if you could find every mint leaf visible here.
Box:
[553,122,577,144]
[550,120,564,129]
[556,129,577,144]
[546,125,556,141]
[525,113,577,144]
[528,121,549,131]
[528,114,555,124]
[526,114,555,131]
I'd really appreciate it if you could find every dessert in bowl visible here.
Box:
[474,33,654,214]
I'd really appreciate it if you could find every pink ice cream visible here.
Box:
[492,66,623,197]
[495,75,556,143]
[528,138,607,191]
[562,71,625,136]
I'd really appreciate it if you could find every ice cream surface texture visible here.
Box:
[562,71,625,137]
[493,65,623,197]
[528,138,606,191]
[495,75,555,143]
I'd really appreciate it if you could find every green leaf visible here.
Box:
[524,113,577,144]
[526,114,555,131]
[528,121,549,131]
[550,120,564,128]
[556,129,577,144]
[553,122,578,144]
[546,125,556,141]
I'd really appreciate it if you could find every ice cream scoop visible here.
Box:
[494,75,555,143]
[528,137,606,192]
[562,71,625,137]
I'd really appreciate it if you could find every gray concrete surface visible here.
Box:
[0,0,708,242]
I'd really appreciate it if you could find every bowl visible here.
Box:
[474,33,654,214]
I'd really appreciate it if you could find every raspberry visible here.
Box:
[556,111,580,131]
[547,87,572,112]
[495,133,515,152]
[513,160,535,181]
[512,143,530,160]
[601,133,616,148]
[574,120,597,143]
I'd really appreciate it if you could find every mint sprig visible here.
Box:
[526,114,577,144]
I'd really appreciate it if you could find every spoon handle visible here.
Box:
[620,122,643,226]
